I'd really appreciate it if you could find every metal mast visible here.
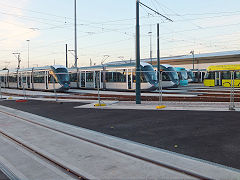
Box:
[74,0,78,67]
[26,40,30,68]
[157,23,160,81]
[135,0,173,105]
[136,0,141,104]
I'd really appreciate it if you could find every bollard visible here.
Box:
[156,71,166,109]
[21,76,27,100]
[52,76,58,102]
[229,71,235,110]
[94,72,106,107]
[0,77,2,100]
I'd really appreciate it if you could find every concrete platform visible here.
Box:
[78,101,240,111]
[0,104,240,179]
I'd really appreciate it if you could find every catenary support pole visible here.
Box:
[157,23,160,81]
[74,0,78,67]
[136,0,141,104]
[27,40,30,68]
[66,44,68,68]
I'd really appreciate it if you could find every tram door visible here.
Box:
[27,72,31,89]
[22,73,27,89]
[128,70,132,89]
[81,72,85,88]
[18,74,22,88]
[95,71,101,89]
[215,72,221,86]
[45,71,48,89]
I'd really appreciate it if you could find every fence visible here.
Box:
[0,70,239,111]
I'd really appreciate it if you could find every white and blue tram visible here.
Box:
[68,62,179,91]
[0,65,70,91]
[153,64,179,88]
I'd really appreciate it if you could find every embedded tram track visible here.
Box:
[0,130,87,180]
[1,87,240,102]
[0,109,212,180]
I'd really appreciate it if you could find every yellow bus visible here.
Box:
[204,64,240,87]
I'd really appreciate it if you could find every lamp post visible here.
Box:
[13,53,21,69]
[148,31,153,65]
[190,50,195,70]
[136,0,141,104]
[74,0,78,67]
[26,40,30,68]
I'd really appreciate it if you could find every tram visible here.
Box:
[0,65,70,91]
[68,62,179,91]
[153,64,179,88]
[186,69,194,83]
[174,67,188,86]
[204,64,240,87]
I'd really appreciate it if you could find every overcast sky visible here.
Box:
[1,0,240,69]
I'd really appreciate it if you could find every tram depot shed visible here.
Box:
[143,50,240,70]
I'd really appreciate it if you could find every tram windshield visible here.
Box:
[187,71,194,79]
[181,71,188,80]
[141,65,157,83]
[55,68,70,82]
[166,67,179,80]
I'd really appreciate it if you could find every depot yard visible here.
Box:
[0,99,239,171]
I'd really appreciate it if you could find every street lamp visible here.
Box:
[74,0,78,67]
[148,31,153,65]
[13,53,21,69]
[190,50,195,70]
[26,40,30,68]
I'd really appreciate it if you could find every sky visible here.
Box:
[1,0,240,69]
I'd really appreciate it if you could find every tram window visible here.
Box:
[49,75,56,83]
[162,72,170,81]
[235,72,240,79]
[177,72,182,80]
[205,72,215,79]
[33,71,44,83]
[9,75,17,82]
[86,72,93,82]
[140,72,147,82]
[106,72,113,82]
[115,72,126,82]
[70,73,78,82]
[221,72,231,79]
[132,72,136,82]
[22,76,26,83]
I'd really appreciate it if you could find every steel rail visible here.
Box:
[0,129,87,180]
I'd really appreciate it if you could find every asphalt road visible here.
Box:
[0,100,240,170]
